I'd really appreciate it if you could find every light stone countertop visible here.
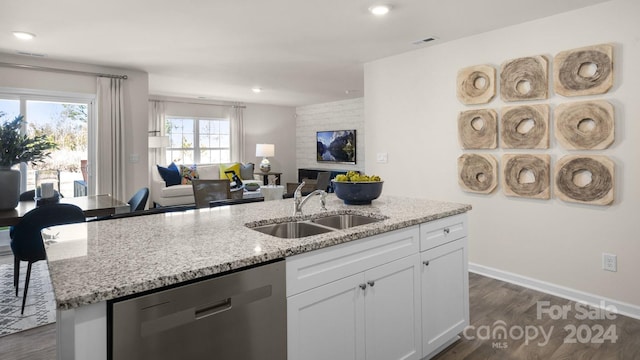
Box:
[45,194,471,310]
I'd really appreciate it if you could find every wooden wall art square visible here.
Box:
[458,109,498,149]
[555,100,614,150]
[456,65,496,105]
[502,154,550,199]
[554,155,614,206]
[457,153,498,194]
[500,56,548,102]
[500,104,549,149]
[554,44,613,97]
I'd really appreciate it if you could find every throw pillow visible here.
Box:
[179,164,199,185]
[157,163,181,186]
[197,164,220,179]
[240,163,254,180]
[219,163,242,180]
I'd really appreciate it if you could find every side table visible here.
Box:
[254,172,282,186]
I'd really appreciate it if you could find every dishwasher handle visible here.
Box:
[195,298,232,320]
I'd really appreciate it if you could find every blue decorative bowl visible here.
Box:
[332,181,384,205]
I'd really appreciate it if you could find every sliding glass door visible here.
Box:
[0,93,95,197]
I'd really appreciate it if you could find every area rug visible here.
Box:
[0,261,56,337]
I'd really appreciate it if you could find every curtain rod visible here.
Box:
[150,97,246,109]
[0,62,128,79]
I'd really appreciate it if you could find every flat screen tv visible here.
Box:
[317,130,356,164]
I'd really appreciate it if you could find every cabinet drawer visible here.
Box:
[419,213,467,251]
[286,226,419,296]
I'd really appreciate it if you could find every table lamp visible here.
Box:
[256,144,275,173]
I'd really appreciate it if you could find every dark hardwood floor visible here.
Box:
[434,273,640,360]
[1,273,638,359]
[0,323,56,360]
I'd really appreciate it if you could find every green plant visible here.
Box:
[0,112,57,168]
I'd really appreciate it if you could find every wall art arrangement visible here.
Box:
[455,43,616,206]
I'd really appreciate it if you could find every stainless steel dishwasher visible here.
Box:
[110,260,286,360]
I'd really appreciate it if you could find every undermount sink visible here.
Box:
[249,213,386,239]
[251,221,334,239]
[311,214,384,229]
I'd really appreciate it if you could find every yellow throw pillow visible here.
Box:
[219,163,242,180]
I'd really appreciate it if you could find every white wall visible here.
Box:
[0,53,149,202]
[365,0,640,307]
[296,98,365,173]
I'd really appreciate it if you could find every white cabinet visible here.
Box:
[365,254,421,360]
[287,227,422,360]
[286,214,469,360]
[419,214,469,359]
[287,273,366,360]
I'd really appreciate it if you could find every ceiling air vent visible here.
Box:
[412,37,437,45]
[16,51,46,57]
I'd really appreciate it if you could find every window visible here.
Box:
[166,116,230,164]
[0,94,93,197]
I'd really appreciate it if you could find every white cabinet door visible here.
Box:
[421,238,469,357]
[365,254,422,360]
[288,273,366,360]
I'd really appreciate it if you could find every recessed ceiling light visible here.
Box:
[369,5,391,16]
[13,31,36,40]
[252,87,262,93]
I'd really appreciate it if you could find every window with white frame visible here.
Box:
[165,116,231,164]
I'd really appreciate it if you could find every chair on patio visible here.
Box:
[10,203,86,314]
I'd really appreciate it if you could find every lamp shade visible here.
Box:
[149,136,170,148]
[256,144,275,157]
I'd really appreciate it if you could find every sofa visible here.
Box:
[151,163,262,207]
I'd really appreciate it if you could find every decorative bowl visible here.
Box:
[245,182,261,191]
[332,181,384,205]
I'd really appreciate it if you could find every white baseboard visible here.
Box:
[469,262,640,321]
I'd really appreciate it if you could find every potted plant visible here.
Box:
[0,112,57,210]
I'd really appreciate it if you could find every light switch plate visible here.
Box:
[376,152,388,163]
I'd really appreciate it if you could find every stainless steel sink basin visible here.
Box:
[251,221,334,238]
[311,214,384,229]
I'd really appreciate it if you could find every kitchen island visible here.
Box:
[46,194,471,359]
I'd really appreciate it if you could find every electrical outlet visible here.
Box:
[602,253,617,272]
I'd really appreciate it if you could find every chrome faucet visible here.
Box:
[293,182,327,216]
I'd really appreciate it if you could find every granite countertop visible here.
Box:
[45,195,471,310]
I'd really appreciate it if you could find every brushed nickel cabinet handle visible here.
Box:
[367,281,375,287]
[359,283,367,290]
[423,261,430,266]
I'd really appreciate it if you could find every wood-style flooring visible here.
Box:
[1,272,638,359]
[0,323,56,360]
[434,273,640,359]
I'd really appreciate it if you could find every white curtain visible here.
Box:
[230,105,245,162]
[96,77,127,202]
[149,100,166,166]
